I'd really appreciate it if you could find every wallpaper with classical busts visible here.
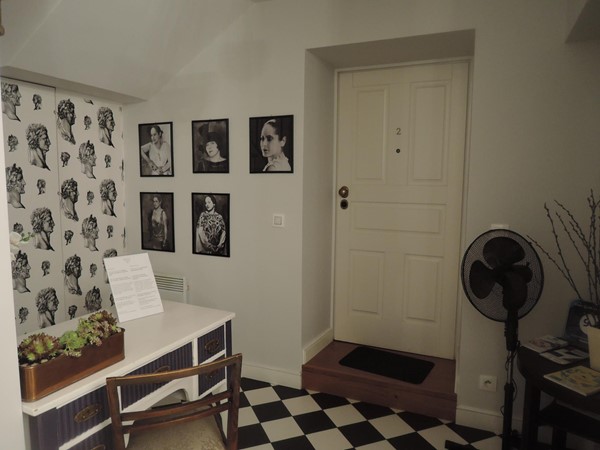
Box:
[2,78,125,335]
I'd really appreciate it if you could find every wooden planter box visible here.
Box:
[20,331,125,402]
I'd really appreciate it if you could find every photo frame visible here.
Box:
[140,192,175,252]
[192,119,229,173]
[249,115,293,173]
[191,193,230,257]
[138,122,174,177]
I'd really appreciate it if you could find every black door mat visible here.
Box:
[339,346,435,384]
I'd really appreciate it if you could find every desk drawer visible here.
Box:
[57,386,109,446]
[121,343,193,409]
[198,325,225,362]
[67,424,112,450]
[199,359,226,393]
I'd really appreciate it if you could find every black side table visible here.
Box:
[517,347,600,449]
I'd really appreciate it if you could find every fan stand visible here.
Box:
[445,311,521,450]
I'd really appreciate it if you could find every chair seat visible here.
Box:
[126,416,226,450]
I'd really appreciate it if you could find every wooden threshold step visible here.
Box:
[302,341,457,421]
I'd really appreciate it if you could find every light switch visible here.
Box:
[272,214,285,227]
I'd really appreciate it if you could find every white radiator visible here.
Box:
[154,273,188,304]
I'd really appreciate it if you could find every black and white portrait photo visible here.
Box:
[192,119,229,174]
[192,193,230,257]
[249,115,293,173]
[139,122,173,176]
[140,192,175,252]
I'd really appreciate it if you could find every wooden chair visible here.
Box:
[106,353,242,450]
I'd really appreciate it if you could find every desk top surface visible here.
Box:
[20,301,234,416]
[517,347,600,412]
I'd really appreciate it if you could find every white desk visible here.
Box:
[20,301,235,450]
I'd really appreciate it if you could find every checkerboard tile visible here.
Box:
[238,378,501,450]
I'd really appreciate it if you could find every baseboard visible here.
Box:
[456,404,525,435]
[303,328,333,364]
[242,362,301,389]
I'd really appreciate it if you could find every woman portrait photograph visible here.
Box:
[192,119,229,174]
[192,193,230,257]
[249,115,293,173]
[140,192,175,252]
[138,122,174,176]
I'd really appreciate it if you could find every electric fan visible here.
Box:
[445,229,544,450]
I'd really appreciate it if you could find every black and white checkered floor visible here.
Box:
[238,378,501,450]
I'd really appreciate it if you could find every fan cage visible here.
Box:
[461,229,544,322]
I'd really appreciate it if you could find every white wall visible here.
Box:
[0,117,27,449]
[122,0,600,432]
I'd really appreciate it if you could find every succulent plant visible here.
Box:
[76,310,121,347]
[17,333,61,365]
[59,330,87,357]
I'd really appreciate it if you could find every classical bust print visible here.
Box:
[61,151,71,167]
[8,134,18,152]
[6,164,26,209]
[37,178,46,195]
[98,106,115,147]
[31,207,55,251]
[87,190,94,205]
[26,123,51,170]
[41,260,50,276]
[60,178,79,221]
[32,94,42,110]
[36,287,59,328]
[56,98,76,144]
[100,179,117,217]
[19,307,29,324]
[68,305,78,320]
[12,250,31,293]
[2,82,22,121]
[84,286,102,313]
[81,214,99,252]
[84,115,92,130]
[103,248,117,283]
[64,254,82,295]
[78,140,97,179]
[64,229,74,245]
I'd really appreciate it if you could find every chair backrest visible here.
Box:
[106,353,242,450]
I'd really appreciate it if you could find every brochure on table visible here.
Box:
[104,253,163,322]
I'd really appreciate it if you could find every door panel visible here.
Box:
[334,62,469,359]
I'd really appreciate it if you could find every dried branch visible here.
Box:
[527,190,600,312]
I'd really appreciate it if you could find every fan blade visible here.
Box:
[483,237,525,268]
[511,263,533,283]
[469,260,496,299]
[501,271,528,311]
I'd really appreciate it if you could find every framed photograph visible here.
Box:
[192,193,230,257]
[138,122,174,176]
[249,115,293,173]
[192,119,229,173]
[140,192,175,252]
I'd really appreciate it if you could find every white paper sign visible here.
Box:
[104,253,164,322]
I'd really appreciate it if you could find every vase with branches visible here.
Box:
[528,189,600,329]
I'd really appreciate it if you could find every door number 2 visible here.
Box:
[396,128,402,135]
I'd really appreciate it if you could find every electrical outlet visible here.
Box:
[479,375,497,392]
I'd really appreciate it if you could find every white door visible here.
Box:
[334,62,469,359]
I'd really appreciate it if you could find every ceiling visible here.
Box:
[0,0,254,102]
[0,0,598,103]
